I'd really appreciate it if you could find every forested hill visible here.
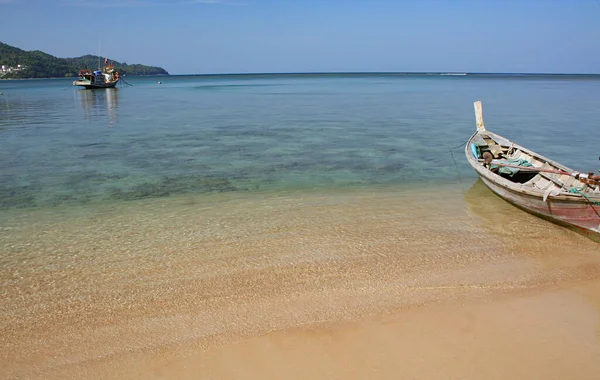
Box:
[0,42,169,78]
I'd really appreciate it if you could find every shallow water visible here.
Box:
[2,183,600,379]
[1,74,599,378]
[1,74,599,209]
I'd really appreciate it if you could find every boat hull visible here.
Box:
[73,79,118,89]
[478,175,600,242]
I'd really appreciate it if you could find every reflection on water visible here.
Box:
[75,88,119,126]
[463,179,582,241]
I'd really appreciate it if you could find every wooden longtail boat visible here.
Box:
[465,101,600,242]
[73,61,120,89]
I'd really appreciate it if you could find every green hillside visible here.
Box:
[0,42,169,78]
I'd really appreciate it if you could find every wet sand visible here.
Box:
[1,182,599,379]
[150,279,600,380]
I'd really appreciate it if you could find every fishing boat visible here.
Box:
[465,101,600,242]
[73,61,120,89]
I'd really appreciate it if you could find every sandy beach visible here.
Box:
[1,182,599,379]
[149,279,600,380]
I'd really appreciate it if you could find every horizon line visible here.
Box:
[167,71,600,77]
[4,71,600,81]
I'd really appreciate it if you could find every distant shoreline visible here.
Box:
[170,71,600,78]
[173,71,600,76]
[3,72,600,81]
[0,74,170,81]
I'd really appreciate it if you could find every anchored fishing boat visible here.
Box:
[73,60,120,89]
[466,101,600,242]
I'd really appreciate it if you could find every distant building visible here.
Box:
[0,64,27,75]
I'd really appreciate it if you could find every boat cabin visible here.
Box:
[78,69,111,84]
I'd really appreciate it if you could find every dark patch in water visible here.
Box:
[0,184,38,209]
[0,173,240,208]
[47,193,93,207]
[108,175,237,201]
[77,142,110,148]
[109,183,170,200]
[377,162,406,173]
[379,146,402,154]
[345,161,373,173]
[65,172,128,189]
[275,160,314,171]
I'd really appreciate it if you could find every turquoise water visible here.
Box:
[3,74,600,379]
[1,74,599,209]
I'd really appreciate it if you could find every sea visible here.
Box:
[1,73,599,379]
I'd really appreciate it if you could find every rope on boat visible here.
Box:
[446,146,464,184]
[449,138,471,150]
[569,188,600,206]
[444,139,475,186]
[119,77,133,87]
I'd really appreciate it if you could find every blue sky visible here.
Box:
[0,0,599,74]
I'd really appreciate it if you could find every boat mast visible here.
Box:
[97,36,101,70]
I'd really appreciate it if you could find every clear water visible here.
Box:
[3,74,600,379]
[1,74,599,210]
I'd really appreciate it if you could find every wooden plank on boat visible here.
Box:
[477,134,504,158]
[540,174,568,190]
[474,101,485,132]
[538,163,571,189]
[532,176,551,190]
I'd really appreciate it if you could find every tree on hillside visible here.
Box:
[0,41,168,78]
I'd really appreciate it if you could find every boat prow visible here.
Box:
[465,101,600,242]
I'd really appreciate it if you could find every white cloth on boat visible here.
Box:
[543,187,561,202]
